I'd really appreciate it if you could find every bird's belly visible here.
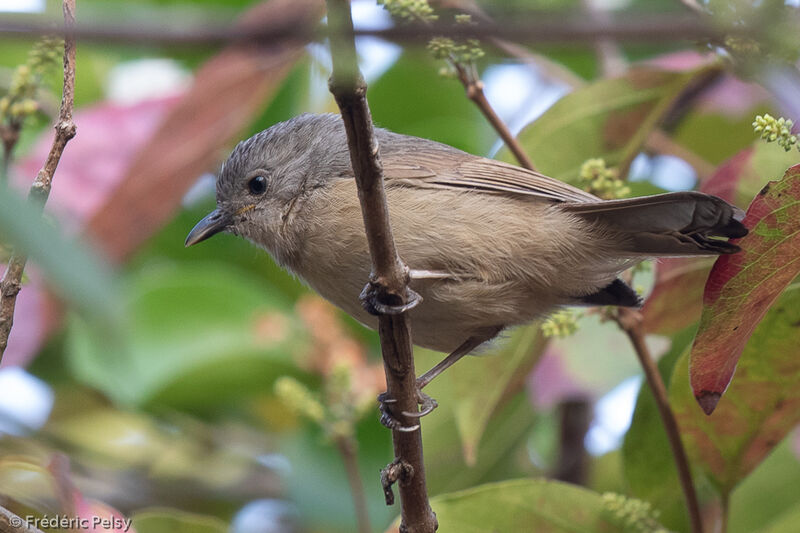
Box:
[298,266,552,353]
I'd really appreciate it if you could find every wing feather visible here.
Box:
[381,152,598,204]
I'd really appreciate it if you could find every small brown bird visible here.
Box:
[186,113,747,426]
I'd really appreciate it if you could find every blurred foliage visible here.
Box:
[504,66,722,181]
[1,1,799,532]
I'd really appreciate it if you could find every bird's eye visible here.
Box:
[248,175,267,195]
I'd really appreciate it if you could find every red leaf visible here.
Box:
[86,0,324,262]
[690,163,800,414]
[700,147,754,204]
[642,257,713,335]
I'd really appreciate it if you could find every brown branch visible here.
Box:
[325,1,436,532]
[0,15,737,48]
[0,0,76,362]
[335,436,372,533]
[614,308,703,533]
[0,506,45,533]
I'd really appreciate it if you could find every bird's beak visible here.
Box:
[185,209,231,247]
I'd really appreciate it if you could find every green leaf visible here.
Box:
[368,51,495,156]
[428,479,670,533]
[132,509,227,533]
[423,391,540,496]
[66,263,309,410]
[278,417,395,533]
[672,107,769,166]
[758,505,800,533]
[415,324,546,465]
[670,287,800,496]
[689,164,800,414]
[507,66,720,181]
[729,439,800,533]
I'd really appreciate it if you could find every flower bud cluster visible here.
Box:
[753,114,798,152]
[579,158,630,200]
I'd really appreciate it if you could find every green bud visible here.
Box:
[381,0,438,23]
[427,37,455,60]
[601,492,670,532]
[579,158,629,199]
[541,309,580,338]
[20,99,38,115]
[753,113,798,152]
[274,376,326,424]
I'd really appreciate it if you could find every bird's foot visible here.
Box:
[378,388,439,432]
[359,278,422,316]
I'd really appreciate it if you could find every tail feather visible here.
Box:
[561,191,748,256]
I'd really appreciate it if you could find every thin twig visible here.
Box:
[0,15,736,48]
[335,436,372,533]
[0,0,76,362]
[452,62,537,170]
[325,1,437,532]
[0,506,45,533]
[614,308,703,533]
[390,3,536,170]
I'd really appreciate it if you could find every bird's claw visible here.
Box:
[377,390,438,431]
[360,280,422,316]
[402,391,438,418]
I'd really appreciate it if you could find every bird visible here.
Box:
[186,112,747,428]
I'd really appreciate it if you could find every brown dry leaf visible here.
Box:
[87,0,324,262]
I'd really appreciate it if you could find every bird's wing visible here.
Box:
[382,152,599,204]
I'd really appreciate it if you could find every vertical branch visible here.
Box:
[0,0,77,361]
[614,308,703,533]
[325,1,437,533]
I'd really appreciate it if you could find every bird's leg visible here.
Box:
[378,328,501,430]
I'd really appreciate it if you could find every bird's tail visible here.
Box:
[561,191,748,256]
